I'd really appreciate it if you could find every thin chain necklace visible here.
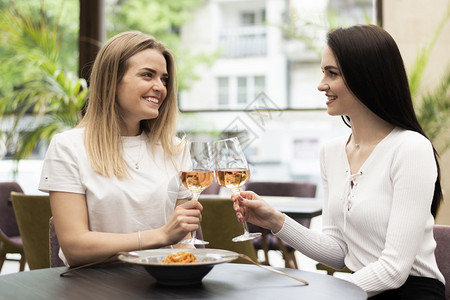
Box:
[124,134,144,170]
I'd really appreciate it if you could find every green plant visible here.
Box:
[106,0,218,91]
[412,5,450,154]
[0,1,87,160]
[416,69,450,153]
[0,0,216,163]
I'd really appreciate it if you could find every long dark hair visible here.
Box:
[327,25,442,217]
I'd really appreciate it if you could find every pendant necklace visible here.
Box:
[125,135,144,170]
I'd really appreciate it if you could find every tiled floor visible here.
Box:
[1,254,29,275]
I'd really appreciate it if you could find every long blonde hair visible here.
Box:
[78,31,182,178]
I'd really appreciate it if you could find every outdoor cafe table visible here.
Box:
[263,196,323,220]
[0,262,366,299]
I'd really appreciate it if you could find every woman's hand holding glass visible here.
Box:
[179,141,214,245]
[213,137,261,242]
[231,191,285,234]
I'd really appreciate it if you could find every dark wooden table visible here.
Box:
[263,196,323,220]
[0,262,366,299]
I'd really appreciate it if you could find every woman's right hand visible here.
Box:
[162,199,202,245]
[231,191,285,233]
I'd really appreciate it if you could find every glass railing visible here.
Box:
[219,26,267,57]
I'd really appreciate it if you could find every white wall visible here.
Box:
[0,160,45,195]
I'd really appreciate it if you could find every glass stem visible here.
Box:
[233,189,250,235]
[242,220,251,236]
[191,191,201,241]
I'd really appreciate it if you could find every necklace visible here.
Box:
[124,135,144,170]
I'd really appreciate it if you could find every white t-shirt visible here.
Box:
[39,127,191,235]
[275,127,444,296]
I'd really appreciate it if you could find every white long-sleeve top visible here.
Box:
[275,127,444,297]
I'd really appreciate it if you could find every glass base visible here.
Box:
[232,232,261,242]
[180,238,209,245]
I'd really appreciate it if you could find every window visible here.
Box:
[219,8,267,58]
[240,9,265,26]
[180,0,375,112]
[254,76,265,98]
[218,77,229,106]
[241,12,256,26]
[217,75,266,109]
[237,77,247,104]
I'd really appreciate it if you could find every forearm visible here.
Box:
[275,216,347,269]
[61,228,168,266]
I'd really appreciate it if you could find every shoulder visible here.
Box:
[324,135,347,148]
[51,127,84,143]
[321,135,347,156]
[389,128,435,170]
[391,128,433,152]
[48,128,85,152]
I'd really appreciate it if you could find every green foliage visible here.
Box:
[408,6,449,99]
[412,5,450,153]
[416,69,450,153]
[0,0,87,160]
[107,0,218,90]
[279,5,374,57]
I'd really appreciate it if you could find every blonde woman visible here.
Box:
[39,31,201,267]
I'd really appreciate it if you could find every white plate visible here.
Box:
[118,248,239,285]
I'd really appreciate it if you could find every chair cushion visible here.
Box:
[8,235,22,245]
[0,182,24,237]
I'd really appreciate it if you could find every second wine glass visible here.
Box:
[213,137,261,242]
[179,141,214,245]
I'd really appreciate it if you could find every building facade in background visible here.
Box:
[178,0,372,195]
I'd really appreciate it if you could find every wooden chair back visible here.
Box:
[199,197,258,264]
[0,182,26,272]
[11,193,52,270]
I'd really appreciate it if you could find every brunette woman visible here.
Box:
[233,25,445,299]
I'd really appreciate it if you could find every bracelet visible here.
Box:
[138,231,142,250]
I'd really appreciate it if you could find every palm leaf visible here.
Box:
[0,1,87,161]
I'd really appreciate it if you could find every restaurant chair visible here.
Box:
[49,217,65,267]
[0,182,26,272]
[433,224,450,300]
[315,263,352,276]
[11,193,52,270]
[244,181,317,269]
[199,197,258,264]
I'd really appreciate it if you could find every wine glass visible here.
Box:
[213,137,261,242]
[179,141,214,245]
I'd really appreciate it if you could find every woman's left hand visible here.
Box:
[231,191,285,233]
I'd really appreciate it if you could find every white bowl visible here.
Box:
[118,248,239,286]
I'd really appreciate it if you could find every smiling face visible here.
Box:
[116,48,168,135]
[317,46,360,118]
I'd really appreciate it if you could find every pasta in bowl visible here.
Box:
[118,248,239,285]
